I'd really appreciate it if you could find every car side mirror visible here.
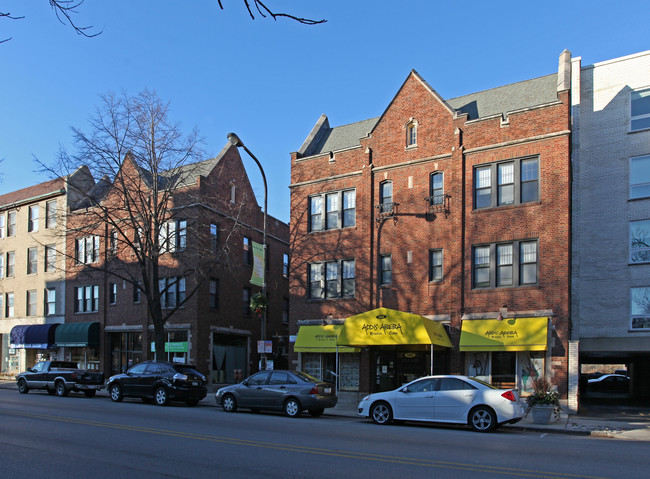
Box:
[121,366,127,374]
[27,367,34,373]
[401,386,409,393]
[242,380,249,387]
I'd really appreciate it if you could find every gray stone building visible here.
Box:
[570,50,650,410]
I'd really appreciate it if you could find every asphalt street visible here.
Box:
[1,386,648,479]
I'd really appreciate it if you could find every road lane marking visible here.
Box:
[0,409,610,479]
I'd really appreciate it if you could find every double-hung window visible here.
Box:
[309,189,356,232]
[407,122,417,147]
[631,88,650,131]
[76,236,100,264]
[75,285,99,313]
[28,205,39,232]
[27,247,38,274]
[210,224,219,252]
[159,219,187,253]
[308,259,355,300]
[109,283,117,305]
[429,249,443,282]
[0,214,5,238]
[630,155,650,199]
[6,292,14,317]
[46,288,56,315]
[45,200,57,229]
[379,181,393,214]
[7,211,16,237]
[26,290,37,316]
[6,251,15,277]
[159,277,186,309]
[209,278,219,309]
[0,254,4,278]
[45,245,56,272]
[473,240,538,289]
[630,220,650,263]
[474,157,539,209]
[430,172,444,206]
[380,254,392,285]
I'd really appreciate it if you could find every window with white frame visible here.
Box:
[631,88,650,132]
[380,254,392,285]
[159,277,186,309]
[45,200,57,229]
[473,240,538,289]
[631,287,650,329]
[0,294,2,318]
[75,285,99,313]
[109,230,118,255]
[76,236,100,264]
[28,205,39,232]
[159,219,187,253]
[27,247,38,274]
[406,121,417,147]
[430,172,444,206]
[630,155,650,199]
[379,181,393,214]
[0,254,4,278]
[45,245,56,272]
[6,292,14,317]
[0,214,5,238]
[6,251,15,277]
[474,157,539,209]
[26,290,37,316]
[429,249,443,282]
[7,211,16,237]
[630,220,650,263]
[308,259,355,300]
[309,189,356,232]
[46,288,56,315]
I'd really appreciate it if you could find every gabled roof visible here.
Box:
[298,72,559,158]
[0,178,65,210]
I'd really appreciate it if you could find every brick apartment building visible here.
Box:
[289,52,572,402]
[3,143,289,382]
[0,168,94,375]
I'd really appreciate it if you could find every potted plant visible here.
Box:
[526,376,560,424]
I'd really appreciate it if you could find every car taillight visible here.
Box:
[501,390,516,402]
[309,386,319,395]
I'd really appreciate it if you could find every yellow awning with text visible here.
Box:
[337,308,452,347]
[294,325,358,353]
[459,317,548,352]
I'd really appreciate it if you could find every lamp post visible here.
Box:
[227,132,268,371]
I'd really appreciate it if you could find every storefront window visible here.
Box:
[490,352,516,388]
[212,333,247,384]
[110,332,143,375]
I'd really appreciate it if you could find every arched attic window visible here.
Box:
[405,118,418,148]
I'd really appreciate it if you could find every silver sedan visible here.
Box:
[215,370,338,417]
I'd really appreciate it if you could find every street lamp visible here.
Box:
[227,132,268,371]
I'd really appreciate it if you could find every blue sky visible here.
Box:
[1,1,648,222]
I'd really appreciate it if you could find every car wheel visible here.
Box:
[17,379,29,394]
[370,402,393,425]
[109,383,123,402]
[284,398,302,417]
[186,400,199,407]
[308,408,324,417]
[469,406,496,432]
[84,390,96,398]
[55,381,68,397]
[154,387,170,406]
[221,394,237,413]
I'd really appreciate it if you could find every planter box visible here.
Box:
[531,405,555,424]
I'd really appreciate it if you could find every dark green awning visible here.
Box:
[54,322,100,348]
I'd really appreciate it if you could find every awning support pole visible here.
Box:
[430,344,434,376]
[336,346,339,395]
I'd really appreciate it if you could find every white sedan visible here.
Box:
[358,375,524,432]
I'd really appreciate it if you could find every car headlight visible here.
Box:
[362,395,371,402]
[173,373,188,381]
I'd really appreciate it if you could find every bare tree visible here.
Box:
[42,89,247,359]
[1,0,325,43]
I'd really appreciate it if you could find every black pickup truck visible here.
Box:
[16,361,105,397]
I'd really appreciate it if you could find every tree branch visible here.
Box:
[219,0,326,25]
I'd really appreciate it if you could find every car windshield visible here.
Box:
[468,377,499,389]
[294,371,319,382]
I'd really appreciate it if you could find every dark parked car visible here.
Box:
[215,370,338,417]
[16,360,104,397]
[587,374,630,393]
[107,360,207,406]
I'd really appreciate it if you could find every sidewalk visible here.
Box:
[3,380,649,440]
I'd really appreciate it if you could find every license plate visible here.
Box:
[191,381,198,386]
[324,387,331,394]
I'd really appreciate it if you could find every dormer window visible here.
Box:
[405,119,418,148]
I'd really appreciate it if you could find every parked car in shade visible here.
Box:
[215,370,338,417]
[358,375,524,432]
[106,360,207,406]
[587,374,630,393]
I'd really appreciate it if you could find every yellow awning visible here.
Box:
[294,325,358,353]
[337,308,452,347]
[459,317,548,352]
